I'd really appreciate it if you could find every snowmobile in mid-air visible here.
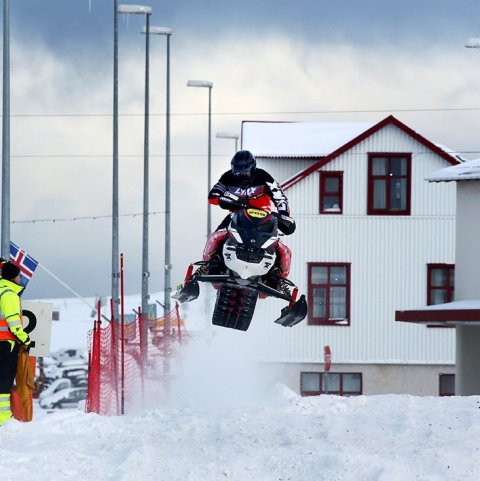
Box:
[173,207,308,331]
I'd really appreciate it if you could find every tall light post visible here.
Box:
[1,0,10,258]
[112,0,120,321]
[187,80,213,236]
[216,131,239,153]
[118,4,152,361]
[112,3,152,321]
[142,26,173,318]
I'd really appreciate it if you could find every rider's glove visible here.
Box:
[276,211,296,235]
[219,193,248,211]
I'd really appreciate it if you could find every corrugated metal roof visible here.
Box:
[426,158,480,182]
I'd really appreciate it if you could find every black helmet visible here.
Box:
[231,150,256,184]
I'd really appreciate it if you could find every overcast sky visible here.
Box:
[5,0,480,302]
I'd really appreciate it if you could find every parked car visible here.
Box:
[62,369,88,387]
[39,378,72,401]
[39,387,87,409]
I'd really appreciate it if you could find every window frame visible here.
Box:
[427,264,455,305]
[300,371,363,396]
[367,153,412,216]
[319,171,343,214]
[307,262,351,326]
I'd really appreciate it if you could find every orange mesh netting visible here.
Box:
[86,304,186,416]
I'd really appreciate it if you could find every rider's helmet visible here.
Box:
[231,150,256,186]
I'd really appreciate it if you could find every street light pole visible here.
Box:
[142,25,173,318]
[216,131,239,154]
[141,12,151,334]
[186,80,213,236]
[118,3,152,358]
[1,0,10,258]
[112,0,119,320]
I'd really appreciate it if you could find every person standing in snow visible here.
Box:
[0,262,32,426]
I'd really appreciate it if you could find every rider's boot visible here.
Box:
[194,262,211,277]
[277,277,293,299]
[274,278,308,328]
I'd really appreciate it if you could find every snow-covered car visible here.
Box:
[39,387,87,409]
[62,369,88,387]
[39,378,72,401]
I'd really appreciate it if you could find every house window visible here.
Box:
[367,154,411,215]
[300,372,362,396]
[308,263,350,326]
[439,374,455,396]
[320,172,343,214]
[427,264,454,305]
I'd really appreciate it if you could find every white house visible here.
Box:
[242,115,463,396]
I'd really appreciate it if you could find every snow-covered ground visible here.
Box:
[1,388,480,481]
[1,323,480,481]
[7,292,478,480]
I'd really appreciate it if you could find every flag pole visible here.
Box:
[36,262,109,322]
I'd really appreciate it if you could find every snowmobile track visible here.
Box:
[212,285,258,331]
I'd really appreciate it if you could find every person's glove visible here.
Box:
[219,192,248,211]
[22,336,32,353]
[276,211,296,235]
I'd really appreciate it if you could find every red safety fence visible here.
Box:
[86,254,187,415]
[86,302,186,415]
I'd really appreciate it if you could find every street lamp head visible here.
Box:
[187,79,213,88]
[465,37,480,48]
[118,4,152,15]
[216,132,239,140]
[143,26,172,36]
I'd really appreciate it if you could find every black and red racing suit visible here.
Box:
[208,168,290,227]
[204,168,292,278]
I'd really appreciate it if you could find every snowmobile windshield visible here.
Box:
[230,209,278,248]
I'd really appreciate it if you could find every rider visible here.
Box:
[199,150,295,292]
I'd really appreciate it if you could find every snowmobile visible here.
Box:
[173,207,308,331]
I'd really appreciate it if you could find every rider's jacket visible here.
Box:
[208,168,290,214]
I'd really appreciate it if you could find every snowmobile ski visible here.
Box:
[274,294,308,327]
[172,280,200,303]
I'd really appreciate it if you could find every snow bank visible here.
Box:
[1,391,480,481]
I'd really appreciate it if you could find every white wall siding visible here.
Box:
[253,122,457,365]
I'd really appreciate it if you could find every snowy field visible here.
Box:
[4,296,479,481]
[1,389,480,481]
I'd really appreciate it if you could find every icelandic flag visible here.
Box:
[9,242,38,287]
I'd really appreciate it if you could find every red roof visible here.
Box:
[280,115,461,190]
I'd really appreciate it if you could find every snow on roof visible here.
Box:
[426,158,480,182]
[396,299,480,325]
[242,121,373,157]
[404,299,480,311]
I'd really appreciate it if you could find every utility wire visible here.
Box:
[6,106,480,118]
[12,210,165,224]
[9,150,480,159]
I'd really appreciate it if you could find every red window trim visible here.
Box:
[307,262,351,326]
[319,171,343,215]
[300,371,363,396]
[367,153,412,216]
